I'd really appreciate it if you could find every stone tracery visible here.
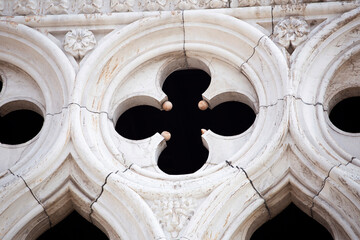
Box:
[0,1,360,240]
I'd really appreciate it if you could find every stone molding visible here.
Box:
[0,0,353,16]
[0,2,360,240]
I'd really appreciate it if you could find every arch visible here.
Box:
[182,157,350,239]
[250,203,332,240]
[37,211,108,240]
[0,21,74,174]
[290,6,360,239]
[0,153,165,240]
[72,11,288,185]
[0,21,75,239]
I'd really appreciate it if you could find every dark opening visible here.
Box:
[251,203,333,240]
[0,75,2,93]
[116,69,256,175]
[208,101,255,136]
[37,211,108,240]
[329,96,360,133]
[0,109,44,144]
[158,70,211,174]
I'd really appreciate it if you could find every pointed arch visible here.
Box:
[290,6,360,239]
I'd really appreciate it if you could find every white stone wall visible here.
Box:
[1,1,360,239]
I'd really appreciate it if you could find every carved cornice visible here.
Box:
[0,0,357,16]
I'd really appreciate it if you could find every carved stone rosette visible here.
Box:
[273,16,310,49]
[63,29,97,59]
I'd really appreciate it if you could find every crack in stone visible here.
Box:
[8,169,52,227]
[258,95,328,111]
[225,161,272,219]
[45,102,113,121]
[122,163,134,173]
[346,156,356,166]
[181,10,189,69]
[239,35,266,72]
[89,170,119,223]
[310,156,357,217]
[309,163,340,218]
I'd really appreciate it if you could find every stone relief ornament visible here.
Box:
[207,0,228,8]
[45,0,69,14]
[111,0,135,12]
[176,0,198,10]
[274,16,310,49]
[79,0,103,13]
[238,0,257,6]
[63,29,96,59]
[238,0,300,6]
[151,197,195,238]
[13,0,37,15]
[145,0,167,11]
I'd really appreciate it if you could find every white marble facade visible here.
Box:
[1,0,360,239]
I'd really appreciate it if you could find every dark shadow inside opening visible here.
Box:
[0,75,2,93]
[0,109,44,145]
[116,69,256,175]
[251,203,333,240]
[208,101,255,136]
[329,96,360,133]
[37,211,109,240]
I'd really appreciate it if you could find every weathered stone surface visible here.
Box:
[0,1,360,239]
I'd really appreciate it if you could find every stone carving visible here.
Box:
[238,0,301,7]
[144,0,167,11]
[274,17,309,49]
[111,0,134,12]
[13,0,37,15]
[176,0,198,10]
[79,0,103,13]
[151,197,195,238]
[44,0,69,14]
[206,0,228,8]
[63,29,96,59]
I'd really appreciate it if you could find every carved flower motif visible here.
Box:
[111,0,134,12]
[152,197,195,238]
[258,0,273,5]
[79,0,103,13]
[177,0,197,10]
[63,29,96,59]
[274,17,309,49]
[208,0,228,8]
[13,0,37,15]
[45,0,69,14]
[238,0,257,6]
[145,0,166,11]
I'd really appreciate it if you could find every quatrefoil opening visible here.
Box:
[116,69,256,175]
